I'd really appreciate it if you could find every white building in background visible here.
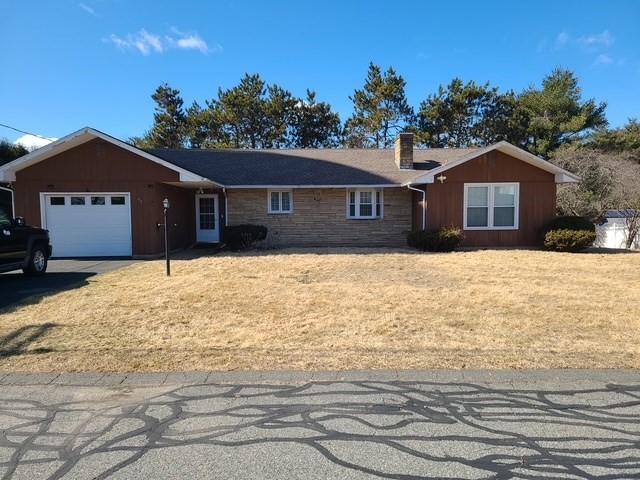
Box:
[596,210,640,249]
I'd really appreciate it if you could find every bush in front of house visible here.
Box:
[542,215,596,252]
[545,215,596,233]
[407,227,464,252]
[224,224,268,251]
[543,229,596,252]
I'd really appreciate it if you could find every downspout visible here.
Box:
[406,184,426,231]
[222,187,228,226]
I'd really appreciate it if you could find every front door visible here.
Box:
[195,194,219,243]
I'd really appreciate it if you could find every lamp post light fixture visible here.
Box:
[162,198,171,276]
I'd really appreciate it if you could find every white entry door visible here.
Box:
[195,194,219,243]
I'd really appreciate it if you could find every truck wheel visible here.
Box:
[23,245,48,276]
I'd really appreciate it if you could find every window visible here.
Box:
[347,189,383,219]
[0,206,10,226]
[198,197,216,229]
[464,183,518,230]
[466,187,488,227]
[110,196,126,205]
[70,196,85,206]
[50,196,65,206]
[91,196,106,205]
[268,190,293,213]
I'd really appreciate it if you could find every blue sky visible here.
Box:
[1,0,639,145]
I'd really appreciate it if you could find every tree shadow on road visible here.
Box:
[1,380,639,479]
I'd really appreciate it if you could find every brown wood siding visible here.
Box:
[13,139,197,255]
[413,150,556,246]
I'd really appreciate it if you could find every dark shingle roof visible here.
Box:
[147,148,477,186]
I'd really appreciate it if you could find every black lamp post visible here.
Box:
[162,198,170,276]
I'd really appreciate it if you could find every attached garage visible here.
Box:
[0,128,219,257]
[42,192,132,257]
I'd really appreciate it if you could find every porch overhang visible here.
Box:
[163,180,225,189]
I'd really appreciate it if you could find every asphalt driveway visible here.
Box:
[0,259,137,309]
[0,370,638,479]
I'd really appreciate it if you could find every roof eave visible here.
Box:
[405,141,581,185]
[224,183,402,189]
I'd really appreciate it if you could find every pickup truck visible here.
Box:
[0,206,52,276]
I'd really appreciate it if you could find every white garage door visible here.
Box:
[43,193,132,257]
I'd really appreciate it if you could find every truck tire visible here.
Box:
[23,244,48,276]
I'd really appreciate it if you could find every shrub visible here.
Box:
[545,215,595,233]
[407,227,464,252]
[544,229,596,252]
[224,224,267,251]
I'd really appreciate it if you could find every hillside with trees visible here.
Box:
[0,140,28,167]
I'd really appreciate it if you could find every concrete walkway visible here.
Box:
[0,370,639,479]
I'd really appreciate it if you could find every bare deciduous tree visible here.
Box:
[612,158,640,248]
[552,147,640,248]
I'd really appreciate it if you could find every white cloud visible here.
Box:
[139,30,163,54]
[106,29,164,55]
[547,29,616,52]
[544,29,622,67]
[555,31,570,49]
[177,35,210,53]
[78,2,96,16]
[104,28,218,56]
[14,134,56,151]
[106,34,127,50]
[579,30,614,48]
[594,54,614,65]
[593,54,626,67]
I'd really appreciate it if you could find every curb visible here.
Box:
[0,369,638,387]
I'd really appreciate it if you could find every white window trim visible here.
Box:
[267,189,293,214]
[346,188,384,220]
[463,182,519,230]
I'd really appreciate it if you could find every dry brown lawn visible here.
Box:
[1,248,639,372]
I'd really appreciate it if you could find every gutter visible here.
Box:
[406,183,426,231]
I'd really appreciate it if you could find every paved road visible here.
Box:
[0,259,137,309]
[0,370,639,479]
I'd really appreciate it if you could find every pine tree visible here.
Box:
[345,63,413,148]
[290,90,341,148]
[264,84,296,148]
[518,68,607,157]
[217,74,269,148]
[587,119,640,160]
[417,79,522,147]
[145,83,187,148]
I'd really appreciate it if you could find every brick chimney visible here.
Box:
[394,132,414,169]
